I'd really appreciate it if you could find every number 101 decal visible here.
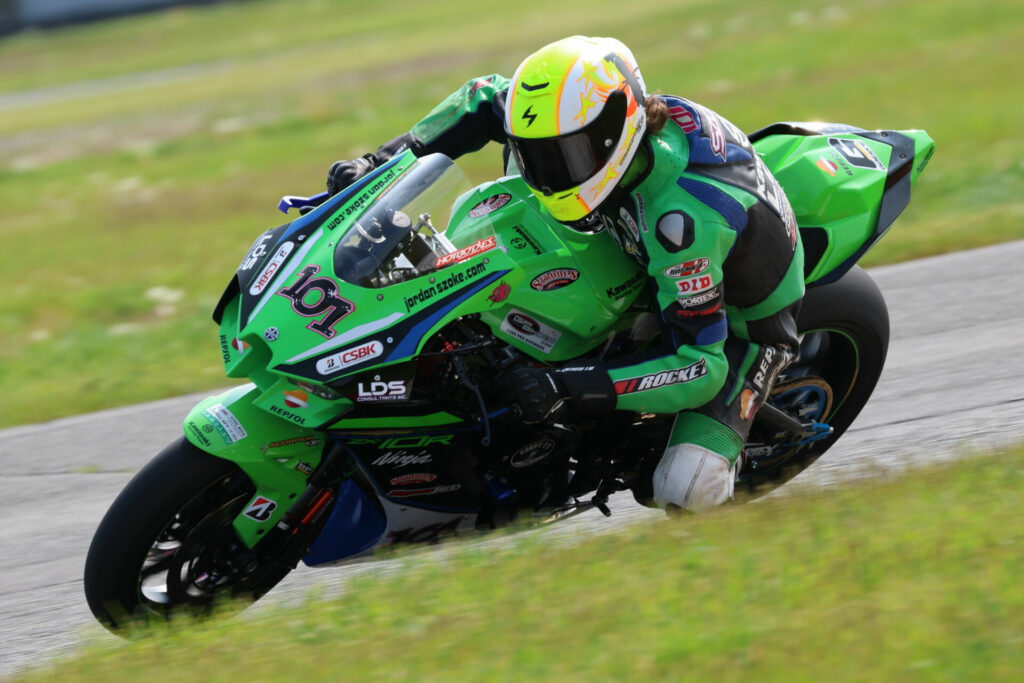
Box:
[277,265,355,338]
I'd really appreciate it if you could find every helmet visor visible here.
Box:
[508,90,627,194]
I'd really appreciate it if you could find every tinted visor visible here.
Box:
[508,90,627,194]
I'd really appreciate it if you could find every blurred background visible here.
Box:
[1,0,1021,427]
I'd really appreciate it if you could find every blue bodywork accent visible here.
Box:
[303,479,388,567]
[276,155,408,245]
[694,318,729,346]
[387,270,509,361]
[676,177,748,234]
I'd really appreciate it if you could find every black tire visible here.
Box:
[736,265,890,493]
[84,438,292,632]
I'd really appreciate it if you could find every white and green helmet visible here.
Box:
[505,36,647,223]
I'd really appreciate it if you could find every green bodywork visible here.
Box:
[184,125,935,547]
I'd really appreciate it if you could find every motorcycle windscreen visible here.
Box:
[332,154,495,288]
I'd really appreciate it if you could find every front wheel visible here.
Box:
[84,438,293,632]
[737,265,890,493]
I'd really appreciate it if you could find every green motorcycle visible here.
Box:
[84,122,935,631]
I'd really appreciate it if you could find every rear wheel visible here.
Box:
[83,438,293,632]
[737,265,889,493]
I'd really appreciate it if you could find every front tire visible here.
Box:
[84,438,292,632]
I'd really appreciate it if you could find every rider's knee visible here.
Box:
[652,443,735,513]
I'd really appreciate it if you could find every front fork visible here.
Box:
[184,383,342,550]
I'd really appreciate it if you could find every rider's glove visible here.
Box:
[326,133,425,196]
[506,360,617,423]
[327,155,375,196]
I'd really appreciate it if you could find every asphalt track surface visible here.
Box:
[2,241,1023,677]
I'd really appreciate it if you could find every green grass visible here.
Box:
[2,0,1023,426]
[22,446,1024,681]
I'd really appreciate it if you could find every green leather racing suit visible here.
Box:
[337,75,805,511]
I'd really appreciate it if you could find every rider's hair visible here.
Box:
[645,94,669,136]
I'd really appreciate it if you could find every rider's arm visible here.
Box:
[328,75,511,194]
[606,201,737,415]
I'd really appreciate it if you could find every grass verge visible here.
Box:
[2,0,1023,426]
[22,446,1024,681]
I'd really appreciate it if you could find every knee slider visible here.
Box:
[652,443,735,513]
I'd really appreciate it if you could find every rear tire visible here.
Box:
[84,438,292,632]
[737,265,890,493]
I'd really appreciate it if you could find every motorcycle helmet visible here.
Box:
[505,36,647,223]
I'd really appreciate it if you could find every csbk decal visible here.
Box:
[664,257,710,278]
[468,193,512,217]
[277,265,355,338]
[614,357,709,395]
[249,241,294,295]
[530,268,580,291]
[316,339,383,376]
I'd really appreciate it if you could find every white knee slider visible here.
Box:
[652,444,735,513]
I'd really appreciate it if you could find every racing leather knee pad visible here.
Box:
[652,443,735,513]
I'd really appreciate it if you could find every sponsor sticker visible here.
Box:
[202,403,248,444]
[231,337,250,353]
[435,237,497,268]
[739,388,759,421]
[488,282,511,303]
[316,339,383,376]
[816,157,838,177]
[499,309,561,353]
[677,286,720,309]
[675,274,714,296]
[283,390,308,409]
[828,137,886,171]
[371,450,434,467]
[468,193,512,217]
[243,496,277,522]
[390,473,438,486]
[240,233,273,271]
[530,268,580,291]
[249,241,294,295]
[267,435,322,449]
[668,105,699,133]
[664,258,710,278]
[614,357,709,395]
[386,484,461,498]
[510,439,556,468]
[356,380,411,403]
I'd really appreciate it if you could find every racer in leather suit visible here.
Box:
[326,36,804,512]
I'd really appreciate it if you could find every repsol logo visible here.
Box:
[753,346,778,391]
[269,405,306,424]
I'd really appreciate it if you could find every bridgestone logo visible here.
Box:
[614,358,709,395]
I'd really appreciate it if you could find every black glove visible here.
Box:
[326,133,426,196]
[327,155,375,196]
[505,361,617,423]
